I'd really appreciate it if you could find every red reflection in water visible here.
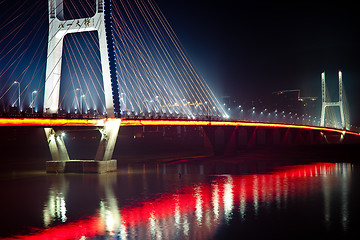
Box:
[2,163,336,240]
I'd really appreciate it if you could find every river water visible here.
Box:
[1,158,360,239]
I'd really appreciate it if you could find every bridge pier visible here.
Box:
[46,119,121,173]
[95,119,121,161]
[202,125,339,156]
[202,126,238,155]
[44,128,70,161]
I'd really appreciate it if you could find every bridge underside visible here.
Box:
[44,118,121,173]
[1,118,359,173]
[201,125,360,155]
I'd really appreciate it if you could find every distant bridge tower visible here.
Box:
[44,0,120,117]
[320,71,347,129]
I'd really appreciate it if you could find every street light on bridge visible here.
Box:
[74,88,81,113]
[31,90,37,114]
[13,81,20,113]
[81,94,86,114]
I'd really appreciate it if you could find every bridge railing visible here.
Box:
[1,109,359,133]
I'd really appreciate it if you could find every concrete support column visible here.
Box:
[237,127,248,148]
[247,127,258,148]
[202,126,237,155]
[256,128,266,145]
[224,126,237,155]
[273,128,281,145]
[305,130,314,145]
[281,128,292,145]
[294,129,305,145]
[44,128,70,161]
[95,118,121,161]
[45,119,120,173]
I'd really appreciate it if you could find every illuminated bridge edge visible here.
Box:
[0,118,359,137]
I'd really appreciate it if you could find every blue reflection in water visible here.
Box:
[0,162,356,239]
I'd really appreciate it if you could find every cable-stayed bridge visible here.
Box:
[1,0,227,119]
[0,0,359,172]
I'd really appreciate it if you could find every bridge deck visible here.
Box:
[0,118,359,136]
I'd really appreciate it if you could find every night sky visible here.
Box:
[156,0,360,123]
[0,0,359,124]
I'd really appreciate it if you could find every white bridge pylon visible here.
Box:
[320,71,348,130]
[44,0,121,168]
[44,0,118,117]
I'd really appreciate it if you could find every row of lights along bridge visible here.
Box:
[2,104,353,131]
[1,81,357,131]
[0,97,332,129]
[0,105,321,125]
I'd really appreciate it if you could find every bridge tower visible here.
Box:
[44,0,121,172]
[320,71,347,130]
[44,0,120,117]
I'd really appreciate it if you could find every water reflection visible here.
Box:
[223,176,233,223]
[2,162,354,239]
[340,163,350,231]
[43,176,69,227]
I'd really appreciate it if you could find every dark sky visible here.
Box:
[156,0,360,123]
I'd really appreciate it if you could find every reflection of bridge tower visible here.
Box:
[320,71,347,130]
[44,0,120,117]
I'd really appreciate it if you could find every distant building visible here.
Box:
[272,90,301,113]
[220,89,319,120]
[298,96,319,115]
[221,96,231,108]
[272,89,319,116]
